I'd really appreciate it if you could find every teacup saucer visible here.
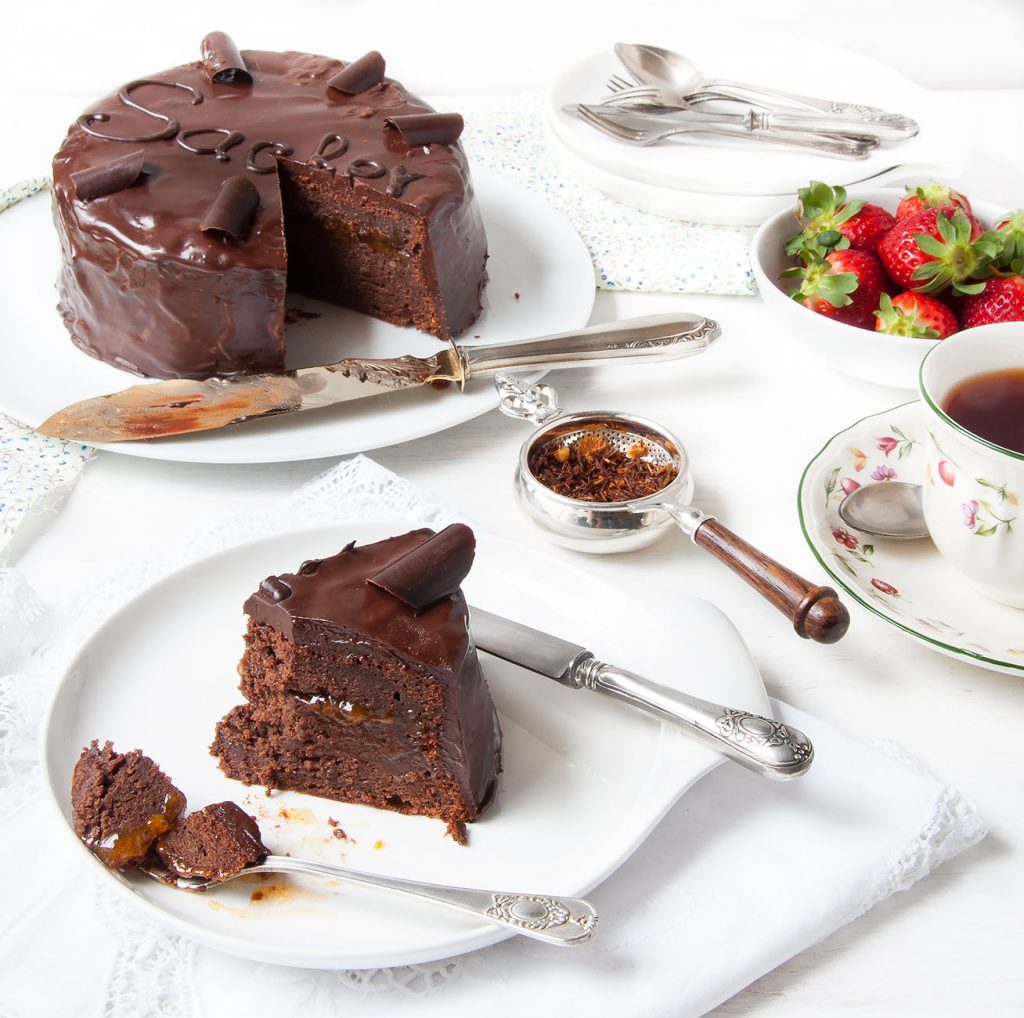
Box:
[799,401,1024,675]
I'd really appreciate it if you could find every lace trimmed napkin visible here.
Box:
[0,456,986,1018]
[456,95,756,296]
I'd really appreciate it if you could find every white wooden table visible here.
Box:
[4,2,1023,1013]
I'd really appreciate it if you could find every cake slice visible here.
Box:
[155,801,268,880]
[71,741,186,870]
[211,525,502,843]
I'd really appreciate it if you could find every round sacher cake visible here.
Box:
[51,33,489,379]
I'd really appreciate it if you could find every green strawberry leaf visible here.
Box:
[915,234,947,258]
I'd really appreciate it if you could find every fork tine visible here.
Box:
[573,104,644,141]
[606,74,635,93]
[602,90,663,108]
[602,82,663,104]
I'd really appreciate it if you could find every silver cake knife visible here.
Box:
[470,607,813,780]
[35,313,719,443]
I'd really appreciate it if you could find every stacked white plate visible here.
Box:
[545,34,967,225]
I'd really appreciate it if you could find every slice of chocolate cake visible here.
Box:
[71,741,186,870]
[211,525,501,843]
[155,801,268,880]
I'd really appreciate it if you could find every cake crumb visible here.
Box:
[332,827,351,842]
[327,817,338,827]
[513,292,520,301]
[278,806,314,824]
[373,839,385,850]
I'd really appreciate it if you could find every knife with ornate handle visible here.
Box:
[35,312,719,443]
[470,606,813,780]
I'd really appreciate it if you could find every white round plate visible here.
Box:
[0,168,595,464]
[41,521,769,969]
[547,35,964,205]
[800,402,1024,674]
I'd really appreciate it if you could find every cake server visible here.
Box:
[35,312,719,443]
[470,606,814,779]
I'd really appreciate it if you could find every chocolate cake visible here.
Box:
[51,33,488,380]
[211,525,501,843]
[71,741,186,870]
[155,801,268,880]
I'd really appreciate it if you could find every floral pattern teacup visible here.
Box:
[919,324,1024,609]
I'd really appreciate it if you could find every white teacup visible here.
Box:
[919,323,1024,608]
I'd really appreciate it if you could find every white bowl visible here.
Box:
[750,187,1010,389]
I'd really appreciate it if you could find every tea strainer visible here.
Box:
[497,376,850,644]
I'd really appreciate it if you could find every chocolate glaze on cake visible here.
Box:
[71,741,186,870]
[155,801,268,880]
[52,35,488,379]
[211,527,501,842]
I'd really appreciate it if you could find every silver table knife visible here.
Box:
[570,101,896,142]
[36,313,719,443]
[578,99,916,144]
[470,606,813,780]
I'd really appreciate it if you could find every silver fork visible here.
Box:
[601,76,910,143]
[139,854,598,946]
[572,103,872,159]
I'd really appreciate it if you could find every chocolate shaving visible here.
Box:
[326,51,386,95]
[367,524,475,613]
[200,176,260,241]
[385,113,464,146]
[201,32,252,84]
[70,149,145,201]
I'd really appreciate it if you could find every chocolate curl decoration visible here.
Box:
[259,576,292,602]
[200,176,260,241]
[368,525,476,613]
[201,32,252,84]
[385,113,464,147]
[326,51,386,95]
[70,149,145,201]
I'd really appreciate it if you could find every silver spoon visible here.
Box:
[838,482,928,540]
[613,42,919,138]
[139,855,597,946]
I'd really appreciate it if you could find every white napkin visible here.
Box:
[0,457,985,1018]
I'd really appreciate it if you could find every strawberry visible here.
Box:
[896,183,974,222]
[993,210,1024,267]
[783,249,890,329]
[785,181,895,257]
[876,208,1000,294]
[960,274,1024,328]
[874,292,958,339]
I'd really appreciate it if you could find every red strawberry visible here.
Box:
[874,292,958,339]
[784,250,890,329]
[896,183,974,222]
[876,208,999,294]
[960,274,1024,328]
[786,181,896,257]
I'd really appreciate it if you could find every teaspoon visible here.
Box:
[139,855,598,946]
[613,42,919,138]
[838,482,929,540]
